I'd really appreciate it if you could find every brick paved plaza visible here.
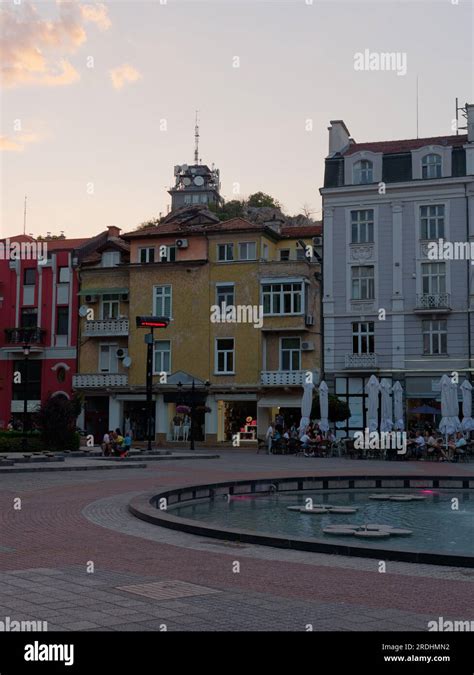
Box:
[0,451,473,632]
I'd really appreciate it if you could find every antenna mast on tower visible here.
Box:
[455,98,468,135]
[194,110,200,164]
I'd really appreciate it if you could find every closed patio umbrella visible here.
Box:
[365,374,380,433]
[461,379,474,433]
[318,380,329,433]
[438,374,461,442]
[299,380,314,438]
[380,378,393,433]
[392,381,404,431]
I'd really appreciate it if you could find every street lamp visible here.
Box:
[136,316,169,453]
[22,342,30,453]
[177,379,210,451]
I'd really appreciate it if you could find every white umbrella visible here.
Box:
[318,380,330,433]
[380,378,393,433]
[299,380,314,438]
[438,374,461,441]
[365,374,380,432]
[461,379,474,433]
[392,381,404,431]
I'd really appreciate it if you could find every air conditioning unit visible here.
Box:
[175,238,188,249]
[116,348,128,359]
[121,293,129,302]
[85,294,98,303]
[312,236,322,246]
[305,315,315,326]
[301,341,315,351]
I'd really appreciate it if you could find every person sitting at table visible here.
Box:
[412,431,425,460]
[300,432,314,457]
[426,433,448,461]
[448,432,467,461]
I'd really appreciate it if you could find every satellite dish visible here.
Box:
[183,177,192,186]
[123,356,132,368]
[194,176,204,186]
[79,305,89,317]
[181,164,188,172]
[190,167,196,174]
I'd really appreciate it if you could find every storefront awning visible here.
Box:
[258,396,301,408]
[78,287,129,296]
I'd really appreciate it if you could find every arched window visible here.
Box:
[421,153,442,179]
[353,160,373,184]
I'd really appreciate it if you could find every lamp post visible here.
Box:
[177,379,210,451]
[136,316,169,453]
[22,342,30,453]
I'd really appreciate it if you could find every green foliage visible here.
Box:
[0,436,45,453]
[209,199,246,221]
[36,394,82,452]
[0,430,40,439]
[311,393,351,423]
[247,192,280,208]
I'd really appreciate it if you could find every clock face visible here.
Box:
[193,175,204,186]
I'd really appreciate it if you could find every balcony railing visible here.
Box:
[83,319,129,337]
[345,353,378,369]
[415,293,451,311]
[261,370,317,386]
[73,373,128,388]
[4,327,46,345]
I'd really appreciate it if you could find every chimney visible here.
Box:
[107,226,121,238]
[467,103,474,143]
[328,120,352,156]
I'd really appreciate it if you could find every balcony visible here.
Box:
[415,293,451,313]
[345,353,378,369]
[4,327,46,346]
[73,373,128,388]
[83,319,129,337]
[261,370,318,386]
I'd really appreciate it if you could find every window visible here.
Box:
[280,337,301,371]
[12,361,41,400]
[215,338,234,374]
[262,244,269,260]
[184,195,192,205]
[101,294,120,320]
[56,307,69,335]
[58,267,70,283]
[279,249,290,261]
[139,247,155,264]
[352,322,374,354]
[351,266,374,300]
[99,345,118,373]
[101,251,121,267]
[217,243,234,262]
[238,242,256,260]
[201,194,208,204]
[192,194,200,204]
[353,160,373,184]
[423,320,447,355]
[153,340,171,373]
[422,262,446,295]
[262,282,303,315]
[20,308,37,328]
[154,285,172,317]
[56,367,66,383]
[296,248,306,261]
[159,246,176,262]
[216,284,234,309]
[422,154,442,179]
[24,268,36,285]
[351,209,374,243]
[420,205,445,240]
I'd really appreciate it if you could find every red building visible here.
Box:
[0,233,105,429]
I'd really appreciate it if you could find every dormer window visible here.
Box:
[353,160,373,184]
[101,251,121,267]
[421,153,442,179]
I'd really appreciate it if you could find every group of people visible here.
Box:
[407,430,468,462]
[101,429,132,457]
[263,420,335,455]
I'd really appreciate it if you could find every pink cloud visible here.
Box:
[0,1,111,89]
[109,63,142,90]
[0,131,41,152]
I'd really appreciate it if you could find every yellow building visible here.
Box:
[74,211,322,447]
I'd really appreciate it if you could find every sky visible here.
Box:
[1,0,473,239]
